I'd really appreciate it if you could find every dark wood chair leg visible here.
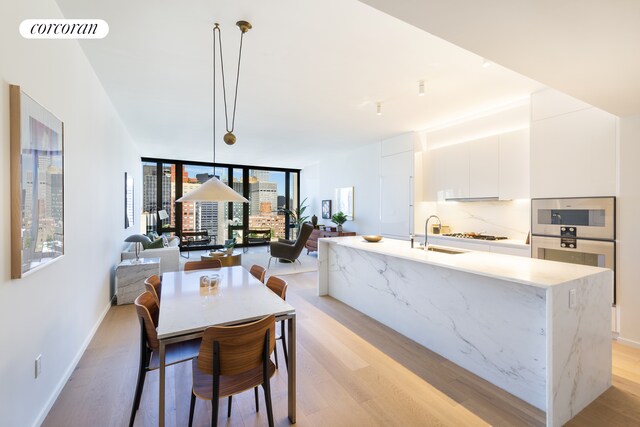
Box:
[262,380,275,427]
[188,391,196,427]
[129,327,151,427]
[281,321,288,370]
[227,396,232,418]
[211,399,219,427]
[254,387,259,412]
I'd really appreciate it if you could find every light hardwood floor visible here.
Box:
[43,271,640,426]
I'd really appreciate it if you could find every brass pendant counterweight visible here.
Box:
[224,132,237,145]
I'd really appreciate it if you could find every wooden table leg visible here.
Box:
[287,314,296,423]
[159,341,166,427]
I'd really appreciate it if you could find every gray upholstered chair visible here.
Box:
[268,223,314,268]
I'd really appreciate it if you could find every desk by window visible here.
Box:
[157,266,296,425]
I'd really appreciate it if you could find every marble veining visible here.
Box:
[115,258,160,305]
[319,237,612,426]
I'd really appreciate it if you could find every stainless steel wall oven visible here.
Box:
[531,197,616,303]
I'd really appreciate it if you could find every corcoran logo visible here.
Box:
[19,19,109,39]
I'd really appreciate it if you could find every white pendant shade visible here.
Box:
[176,177,248,203]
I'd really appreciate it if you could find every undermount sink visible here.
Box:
[415,245,466,255]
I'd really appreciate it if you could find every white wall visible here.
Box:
[617,115,640,346]
[302,142,381,235]
[0,1,141,426]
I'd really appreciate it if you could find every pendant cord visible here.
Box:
[214,23,245,135]
[213,25,218,164]
[230,31,244,132]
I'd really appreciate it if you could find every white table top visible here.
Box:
[157,266,295,340]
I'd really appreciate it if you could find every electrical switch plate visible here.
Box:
[569,289,577,309]
[35,354,42,378]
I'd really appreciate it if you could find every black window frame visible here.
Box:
[141,157,301,252]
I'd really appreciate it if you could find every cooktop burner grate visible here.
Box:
[442,233,508,241]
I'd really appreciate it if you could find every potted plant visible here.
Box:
[224,238,236,255]
[281,197,309,239]
[331,211,348,233]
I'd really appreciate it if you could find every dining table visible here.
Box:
[156,265,297,426]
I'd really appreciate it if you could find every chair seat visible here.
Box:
[148,338,202,370]
[192,357,276,400]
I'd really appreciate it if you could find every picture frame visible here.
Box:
[125,172,134,228]
[10,85,64,279]
[335,186,354,220]
[321,199,332,219]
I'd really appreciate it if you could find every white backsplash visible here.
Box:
[415,199,530,241]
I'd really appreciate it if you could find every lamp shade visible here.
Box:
[176,177,248,203]
[125,234,151,244]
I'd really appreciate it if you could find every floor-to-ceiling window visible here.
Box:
[141,158,300,251]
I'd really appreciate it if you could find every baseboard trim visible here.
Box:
[32,300,112,427]
[616,336,640,349]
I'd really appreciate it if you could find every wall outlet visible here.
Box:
[569,289,577,309]
[35,354,42,379]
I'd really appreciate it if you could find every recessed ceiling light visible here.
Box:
[418,80,425,96]
[376,102,382,116]
[482,59,491,68]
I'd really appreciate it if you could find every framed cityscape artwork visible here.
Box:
[321,199,332,219]
[335,186,354,220]
[10,85,64,279]
[125,172,134,228]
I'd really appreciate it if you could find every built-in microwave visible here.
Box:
[531,197,615,241]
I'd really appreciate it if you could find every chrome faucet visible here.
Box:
[424,215,441,249]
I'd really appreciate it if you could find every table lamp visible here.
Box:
[125,234,151,262]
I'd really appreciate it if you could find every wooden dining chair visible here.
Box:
[249,264,266,283]
[144,274,161,306]
[184,259,222,271]
[189,315,277,427]
[129,291,201,427]
[265,276,288,370]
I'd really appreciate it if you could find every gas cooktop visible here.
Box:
[442,233,508,241]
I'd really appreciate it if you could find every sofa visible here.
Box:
[121,236,181,273]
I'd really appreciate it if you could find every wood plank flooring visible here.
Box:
[43,271,640,426]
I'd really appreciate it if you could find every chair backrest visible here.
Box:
[134,291,159,351]
[184,259,222,271]
[265,276,288,301]
[197,315,275,376]
[249,264,266,283]
[292,223,314,255]
[144,275,162,305]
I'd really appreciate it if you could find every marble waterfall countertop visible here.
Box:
[319,236,613,426]
[320,236,609,288]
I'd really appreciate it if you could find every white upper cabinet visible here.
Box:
[435,142,469,200]
[468,136,500,198]
[499,129,530,200]
[380,134,416,238]
[530,90,617,198]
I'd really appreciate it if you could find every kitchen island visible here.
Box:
[317,236,612,427]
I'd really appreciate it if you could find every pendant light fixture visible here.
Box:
[376,102,382,116]
[418,80,425,96]
[177,21,251,203]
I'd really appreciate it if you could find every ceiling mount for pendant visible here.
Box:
[236,20,252,33]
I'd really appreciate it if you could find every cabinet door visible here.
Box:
[531,107,617,198]
[381,151,414,238]
[468,136,500,198]
[499,129,530,200]
[435,143,469,200]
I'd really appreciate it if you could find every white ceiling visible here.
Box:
[55,0,545,168]
[359,0,640,118]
